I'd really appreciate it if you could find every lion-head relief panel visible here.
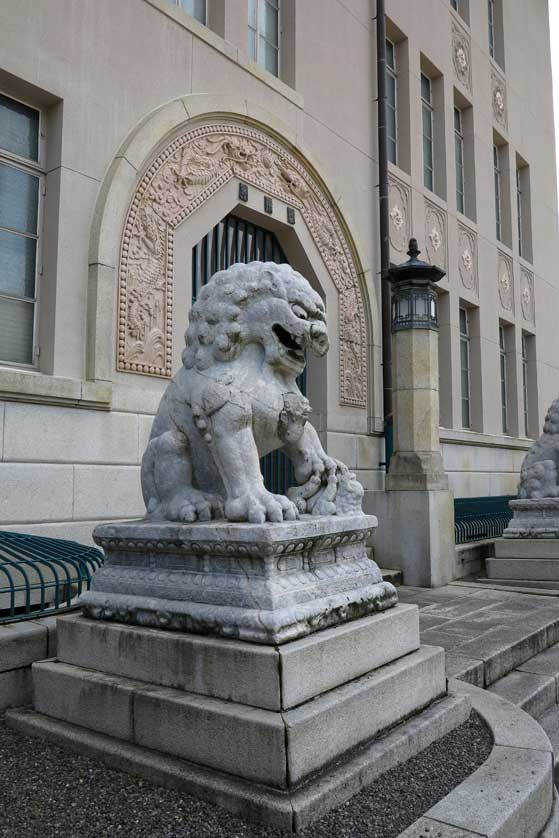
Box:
[117,121,368,409]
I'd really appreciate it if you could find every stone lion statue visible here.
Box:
[141,261,363,523]
[517,398,559,499]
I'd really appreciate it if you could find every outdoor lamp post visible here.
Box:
[389,238,444,332]
[376,237,455,587]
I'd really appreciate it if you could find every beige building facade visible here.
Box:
[0,0,557,574]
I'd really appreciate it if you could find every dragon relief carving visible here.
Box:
[118,123,367,408]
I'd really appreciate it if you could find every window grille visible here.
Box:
[0,93,42,367]
[192,213,307,496]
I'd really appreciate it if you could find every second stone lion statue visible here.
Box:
[141,261,363,523]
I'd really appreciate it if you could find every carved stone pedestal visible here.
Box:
[81,515,398,644]
[488,499,559,583]
[8,515,464,830]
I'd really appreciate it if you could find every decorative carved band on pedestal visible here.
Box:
[117,122,368,408]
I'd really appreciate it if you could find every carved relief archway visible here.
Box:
[118,121,367,408]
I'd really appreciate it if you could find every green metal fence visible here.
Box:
[454,496,515,544]
[0,531,104,624]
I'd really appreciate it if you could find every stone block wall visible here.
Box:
[0,616,57,711]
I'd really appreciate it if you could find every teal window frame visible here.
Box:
[0,92,43,368]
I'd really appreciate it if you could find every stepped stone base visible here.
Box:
[82,515,398,645]
[488,538,559,582]
[7,692,469,832]
[16,607,452,829]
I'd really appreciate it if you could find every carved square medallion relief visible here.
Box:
[388,175,411,257]
[458,223,478,295]
[520,267,535,323]
[491,69,507,132]
[452,21,472,91]
[425,200,447,269]
[497,251,514,313]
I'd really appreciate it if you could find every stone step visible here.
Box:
[476,577,559,595]
[487,670,556,720]
[539,706,559,766]
[517,641,559,689]
[32,645,446,790]
[486,557,559,582]
[379,567,403,586]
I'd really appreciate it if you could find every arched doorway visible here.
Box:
[192,212,306,495]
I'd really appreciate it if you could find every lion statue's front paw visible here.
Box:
[225,489,299,524]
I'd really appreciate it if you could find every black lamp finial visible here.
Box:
[407,238,420,260]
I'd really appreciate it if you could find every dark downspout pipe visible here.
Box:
[376,0,393,470]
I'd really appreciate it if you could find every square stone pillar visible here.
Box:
[375,240,455,587]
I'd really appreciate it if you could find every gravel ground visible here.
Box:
[0,711,491,838]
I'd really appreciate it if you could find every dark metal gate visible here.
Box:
[192,214,306,495]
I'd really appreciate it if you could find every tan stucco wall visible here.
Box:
[0,0,557,540]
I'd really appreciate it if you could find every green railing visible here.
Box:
[0,531,104,624]
[454,496,515,544]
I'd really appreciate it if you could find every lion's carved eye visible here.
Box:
[292,304,308,320]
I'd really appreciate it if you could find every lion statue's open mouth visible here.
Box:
[140,261,363,524]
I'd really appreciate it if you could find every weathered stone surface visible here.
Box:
[517,642,559,694]
[450,678,553,754]
[0,622,48,673]
[278,603,419,708]
[82,515,398,644]
[538,706,559,763]
[30,645,446,791]
[6,692,469,833]
[487,670,556,719]
[487,557,559,581]
[0,668,31,711]
[141,262,362,524]
[33,660,136,741]
[427,745,553,838]
[444,653,484,687]
[284,645,446,784]
[496,539,559,559]
[134,686,287,787]
[58,605,417,711]
[57,614,281,710]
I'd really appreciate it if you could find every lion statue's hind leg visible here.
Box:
[141,428,224,522]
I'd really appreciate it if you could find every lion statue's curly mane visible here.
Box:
[141,261,363,524]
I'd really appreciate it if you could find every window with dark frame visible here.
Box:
[386,38,398,166]
[522,332,529,437]
[421,73,434,192]
[459,306,471,429]
[171,0,207,25]
[488,0,495,58]
[494,143,502,241]
[454,106,465,214]
[248,0,280,78]
[0,92,42,367]
[499,324,508,434]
